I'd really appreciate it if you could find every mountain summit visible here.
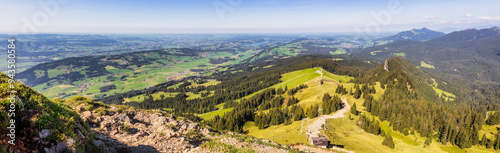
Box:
[383,27,446,42]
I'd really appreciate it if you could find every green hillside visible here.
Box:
[0,72,99,152]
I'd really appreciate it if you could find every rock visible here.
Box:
[113,113,131,124]
[92,140,105,150]
[95,133,107,140]
[187,123,199,131]
[110,106,117,112]
[100,120,113,129]
[200,128,210,136]
[39,129,51,139]
[44,147,55,153]
[55,140,68,153]
[74,104,85,112]
[81,111,93,122]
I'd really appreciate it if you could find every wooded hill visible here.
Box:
[355,27,500,109]
[353,57,499,150]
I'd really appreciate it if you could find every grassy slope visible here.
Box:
[198,68,352,120]
[236,68,355,145]
[198,104,234,120]
[429,78,456,101]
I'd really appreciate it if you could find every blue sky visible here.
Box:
[2,0,500,34]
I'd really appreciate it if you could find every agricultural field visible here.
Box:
[370,50,382,55]
[420,61,435,69]
[246,38,360,63]
[329,48,347,55]
[28,49,254,100]
[392,52,406,57]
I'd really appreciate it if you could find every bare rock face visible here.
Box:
[77,107,293,153]
[90,110,207,153]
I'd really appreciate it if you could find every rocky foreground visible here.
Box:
[76,105,293,153]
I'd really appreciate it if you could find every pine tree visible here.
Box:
[424,136,432,146]
[373,121,381,135]
[382,133,395,149]
[353,86,362,99]
[481,134,487,146]
[350,103,358,115]
[403,128,409,136]
[494,132,500,150]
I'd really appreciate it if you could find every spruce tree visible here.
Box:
[353,85,362,99]
[481,134,487,146]
[382,133,395,149]
[350,103,358,115]
[424,136,432,146]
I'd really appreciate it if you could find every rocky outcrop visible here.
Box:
[81,109,210,153]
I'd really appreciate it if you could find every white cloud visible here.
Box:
[464,13,472,18]
[479,16,493,20]
[479,16,500,20]
[423,16,436,19]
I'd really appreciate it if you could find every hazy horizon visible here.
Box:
[2,0,500,34]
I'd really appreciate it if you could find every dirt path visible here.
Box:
[304,97,354,153]
[306,97,350,137]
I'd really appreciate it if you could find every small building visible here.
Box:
[311,137,328,148]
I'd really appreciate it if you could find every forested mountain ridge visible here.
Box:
[356,27,500,107]
[381,27,446,42]
[355,57,439,102]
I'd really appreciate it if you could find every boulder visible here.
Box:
[39,129,51,139]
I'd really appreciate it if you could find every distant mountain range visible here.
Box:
[356,26,500,102]
[382,27,446,42]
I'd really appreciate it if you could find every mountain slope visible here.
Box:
[1,72,296,152]
[357,27,500,104]
[0,72,98,152]
[382,27,446,42]
[356,57,439,102]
